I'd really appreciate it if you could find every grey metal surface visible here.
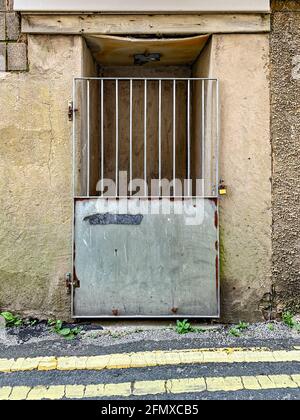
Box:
[73,198,219,318]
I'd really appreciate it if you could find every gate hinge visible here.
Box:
[66,273,80,292]
[68,101,78,122]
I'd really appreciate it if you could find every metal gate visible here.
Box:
[71,77,220,318]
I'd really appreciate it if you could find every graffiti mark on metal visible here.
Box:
[84,213,143,226]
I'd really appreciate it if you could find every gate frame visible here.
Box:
[71,76,220,319]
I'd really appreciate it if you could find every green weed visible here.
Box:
[175,319,205,334]
[236,321,249,331]
[228,321,249,337]
[282,312,296,329]
[48,319,82,340]
[0,312,23,328]
[229,327,241,337]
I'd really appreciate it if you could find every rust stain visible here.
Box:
[73,272,80,288]
[208,197,218,206]
[216,255,219,292]
[74,197,89,202]
[112,309,119,316]
[171,307,178,314]
[214,210,218,229]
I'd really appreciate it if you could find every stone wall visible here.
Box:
[270,0,300,314]
[0,0,27,71]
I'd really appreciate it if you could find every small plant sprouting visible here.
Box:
[294,323,300,333]
[175,319,206,335]
[268,323,275,332]
[28,319,38,327]
[194,327,206,334]
[228,321,249,338]
[176,319,193,334]
[282,311,300,333]
[0,312,23,328]
[282,311,296,329]
[48,319,82,340]
[236,322,250,331]
[229,327,241,337]
[110,333,121,339]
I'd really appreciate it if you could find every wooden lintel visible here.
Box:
[21,13,271,35]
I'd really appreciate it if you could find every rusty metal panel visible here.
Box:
[73,198,219,318]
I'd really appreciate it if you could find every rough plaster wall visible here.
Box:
[210,35,272,322]
[0,35,83,319]
[271,1,300,313]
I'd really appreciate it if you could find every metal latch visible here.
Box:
[68,101,78,122]
[66,273,80,292]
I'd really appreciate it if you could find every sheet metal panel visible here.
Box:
[73,198,219,317]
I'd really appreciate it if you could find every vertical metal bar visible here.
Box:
[130,79,133,196]
[144,80,147,197]
[71,78,76,319]
[173,80,176,197]
[101,79,104,196]
[87,80,90,197]
[216,79,220,317]
[202,79,205,194]
[115,79,119,196]
[72,80,76,198]
[158,80,162,196]
[216,80,220,197]
[187,79,191,196]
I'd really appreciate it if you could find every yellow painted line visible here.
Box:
[1,374,300,400]
[2,347,300,373]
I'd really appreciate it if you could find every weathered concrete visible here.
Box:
[270,1,300,314]
[0,35,85,319]
[198,35,272,322]
[272,0,300,11]
[7,42,26,70]
[8,0,14,11]
[6,12,20,41]
[0,42,5,70]
[0,12,5,40]
[0,0,13,12]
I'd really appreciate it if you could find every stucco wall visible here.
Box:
[0,35,84,319]
[271,1,300,314]
[205,35,272,322]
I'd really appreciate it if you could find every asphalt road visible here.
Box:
[1,333,300,400]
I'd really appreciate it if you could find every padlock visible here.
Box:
[219,185,227,196]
